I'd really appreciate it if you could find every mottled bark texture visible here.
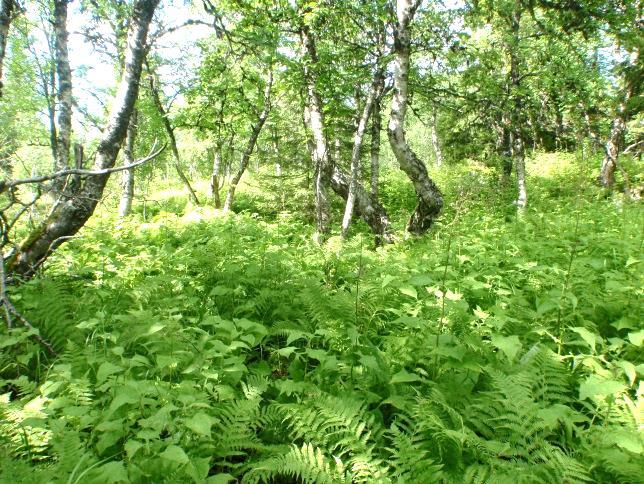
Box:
[7,0,160,278]
[300,24,332,240]
[302,27,393,245]
[118,109,138,217]
[599,49,640,188]
[50,0,73,195]
[387,0,443,234]
[370,91,382,199]
[341,74,381,238]
[146,63,201,205]
[506,7,527,210]
[223,70,272,213]
[0,0,15,99]
[430,109,443,168]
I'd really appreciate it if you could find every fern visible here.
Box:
[243,443,351,484]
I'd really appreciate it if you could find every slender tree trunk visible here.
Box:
[506,7,527,210]
[430,108,443,168]
[272,130,285,209]
[52,0,73,194]
[387,0,443,234]
[7,0,159,278]
[119,109,138,217]
[300,25,332,240]
[599,48,639,188]
[146,63,200,205]
[342,76,380,238]
[0,0,15,99]
[302,93,393,244]
[330,166,393,245]
[370,93,382,199]
[223,70,272,213]
[210,143,223,208]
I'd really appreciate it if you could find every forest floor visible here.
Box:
[0,152,642,483]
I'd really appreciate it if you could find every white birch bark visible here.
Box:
[387,0,443,234]
[8,0,160,278]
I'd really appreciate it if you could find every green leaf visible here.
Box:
[398,285,417,299]
[571,327,600,352]
[579,375,626,400]
[96,362,123,384]
[100,461,128,483]
[382,275,396,288]
[617,360,637,386]
[390,369,421,384]
[491,334,522,361]
[536,298,558,315]
[146,323,166,335]
[124,439,143,459]
[628,330,644,346]
[277,346,298,357]
[160,445,190,465]
[207,474,236,484]
[606,430,643,454]
[185,412,213,436]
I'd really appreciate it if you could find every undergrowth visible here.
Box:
[0,153,642,483]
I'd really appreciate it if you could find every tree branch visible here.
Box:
[0,142,166,194]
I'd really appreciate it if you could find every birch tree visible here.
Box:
[6,0,160,278]
[388,0,443,234]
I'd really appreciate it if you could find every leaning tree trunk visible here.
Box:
[51,0,73,194]
[341,73,381,238]
[300,24,332,240]
[118,109,138,217]
[7,0,159,278]
[388,0,443,234]
[302,92,393,244]
[146,63,201,205]
[223,71,272,213]
[0,0,15,99]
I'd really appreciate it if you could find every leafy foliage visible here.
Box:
[1,153,642,483]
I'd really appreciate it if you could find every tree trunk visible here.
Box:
[302,93,393,244]
[146,63,201,205]
[599,109,626,188]
[341,76,380,238]
[223,70,272,213]
[51,0,73,194]
[7,0,159,278]
[0,0,15,99]
[370,93,382,199]
[387,0,443,234]
[599,48,639,188]
[506,7,527,211]
[330,166,393,245]
[210,143,223,208]
[430,109,443,168]
[118,109,138,217]
[300,24,332,240]
[370,70,385,200]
